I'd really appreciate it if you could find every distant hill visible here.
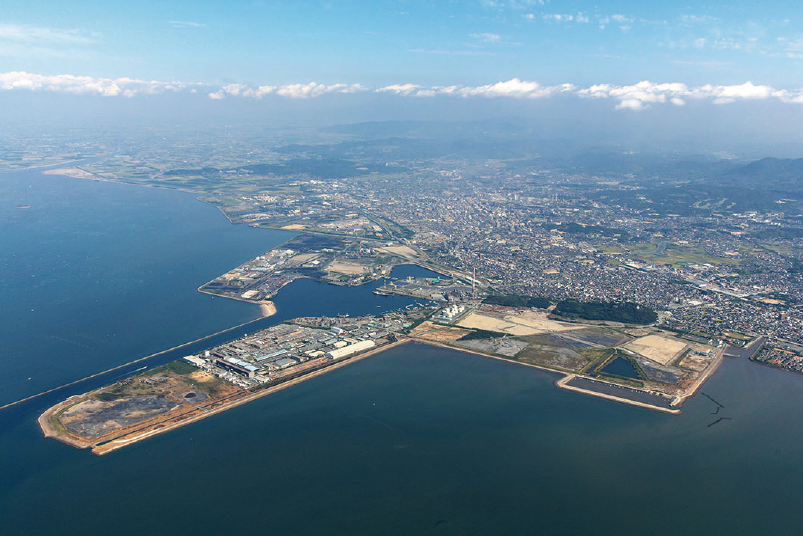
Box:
[321,119,537,140]
[565,151,741,179]
[720,157,803,192]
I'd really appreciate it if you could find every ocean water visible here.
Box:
[2,169,803,536]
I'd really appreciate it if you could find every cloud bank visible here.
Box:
[208,82,366,100]
[0,71,190,97]
[2,71,802,109]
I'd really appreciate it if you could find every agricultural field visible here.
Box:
[626,242,738,267]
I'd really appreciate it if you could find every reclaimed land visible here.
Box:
[39,330,724,455]
[39,339,410,456]
[409,337,681,414]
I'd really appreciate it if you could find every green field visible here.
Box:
[627,242,738,266]
[595,244,625,254]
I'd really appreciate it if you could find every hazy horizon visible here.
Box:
[2,1,803,157]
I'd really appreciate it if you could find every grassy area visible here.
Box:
[579,348,615,373]
[759,243,803,256]
[594,372,645,388]
[94,392,126,402]
[157,360,197,376]
[630,243,658,254]
[627,243,738,267]
[724,331,752,341]
[596,244,625,254]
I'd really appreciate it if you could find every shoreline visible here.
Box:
[1,315,271,413]
[39,338,412,455]
[260,301,277,317]
[407,336,565,377]
[556,374,680,415]
[671,345,726,407]
[42,166,202,195]
[39,334,722,455]
[407,337,681,414]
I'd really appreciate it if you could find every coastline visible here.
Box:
[671,345,726,407]
[39,338,412,455]
[42,166,201,195]
[407,336,565,377]
[0,315,271,412]
[259,301,277,317]
[39,333,726,455]
[407,337,680,414]
[556,375,680,415]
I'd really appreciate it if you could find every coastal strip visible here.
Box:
[39,338,411,455]
[670,345,725,407]
[407,337,564,376]
[556,374,680,415]
[409,338,679,414]
[0,315,270,412]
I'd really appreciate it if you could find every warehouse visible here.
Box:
[325,340,376,360]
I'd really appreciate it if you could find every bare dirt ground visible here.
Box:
[190,370,216,382]
[624,334,688,365]
[456,310,580,336]
[455,338,529,357]
[377,245,419,259]
[40,340,411,455]
[516,345,588,372]
[327,261,369,275]
[409,321,472,341]
[260,301,277,317]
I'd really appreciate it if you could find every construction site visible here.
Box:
[409,303,728,412]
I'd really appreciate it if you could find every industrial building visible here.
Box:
[325,340,376,360]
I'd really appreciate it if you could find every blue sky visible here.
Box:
[1,0,802,112]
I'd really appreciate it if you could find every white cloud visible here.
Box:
[455,78,574,98]
[0,71,188,97]
[679,14,718,25]
[610,14,633,24]
[3,72,803,110]
[471,32,501,43]
[543,14,574,23]
[168,21,206,28]
[409,48,493,56]
[0,23,94,44]
[577,80,802,109]
[278,82,365,98]
[530,12,632,30]
[209,82,366,99]
[696,81,777,104]
[616,99,645,110]
[377,84,423,96]
[480,0,545,9]
[785,38,803,58]
[381,79,574,99]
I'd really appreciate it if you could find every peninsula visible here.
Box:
[40,297,739,454]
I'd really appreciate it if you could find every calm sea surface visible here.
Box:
[2,169,803,535]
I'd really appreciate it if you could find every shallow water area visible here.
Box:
[601,356,641,379]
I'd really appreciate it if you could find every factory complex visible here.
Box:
[182,315,406,389]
